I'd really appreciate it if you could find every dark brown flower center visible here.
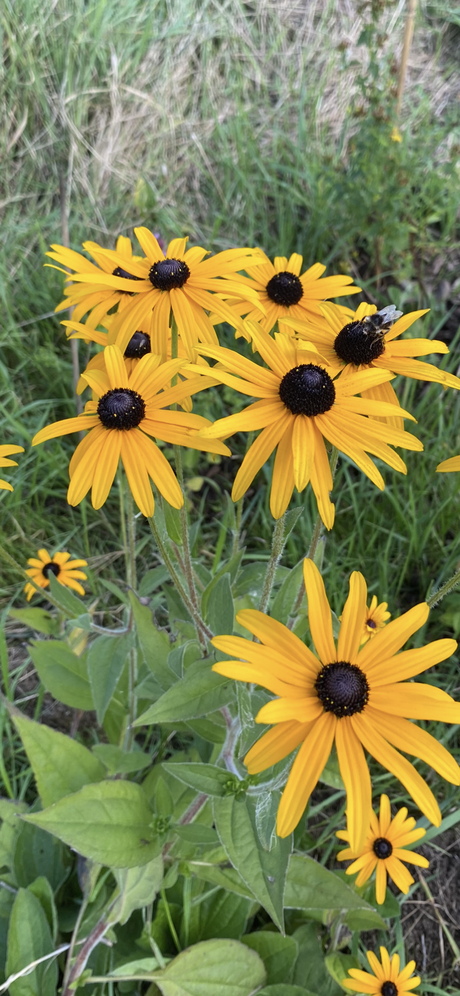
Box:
[367,618,377,629]
[279,364,336,416]
[112,266,141,281]
[334,320,386,365]
[266,270,304,306]
[124,331,151,359]
[42,562,61,579]
[381,983,398,996]
[373,837,393,859]
[97,388,145,430]
[149,258,190,290]
[315,661,369,717]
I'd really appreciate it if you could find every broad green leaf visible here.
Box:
[284,856,386,930]
[13,822,70,891]
[28,640,93,710]
[22,781,161,868]
[110,855,164,925]
[202,555,243,620]
[325,953,360,988]
[129,592,174,689]
[151,938,266,996]
[163,762,236,797]
[360,882,401,918]
[138,566,170,596]
[255,790,282,851]
[283,507,304,542]
[257,988,319,996]
[187,861,254,899]
[271,563,303,625]
[92,743,152,775]
[8,607,57,636]
[134,664,234,726]
[164,502,182,544]
[213,794,291,933]
[206,573,234,643]
[12,712,105,807]
[6,888,58,996]
[242,932,298,985]
[48,570,85,617]
[111,957,160,975]
[187,889,254,945]
[186,714,227,743]
[99,577,130,605]
[174,825,218,845]
[0,799,28,870]
[27,877,58,942]
[87,632,134,723]
[292,924,341,996]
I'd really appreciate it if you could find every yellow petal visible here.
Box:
[337,572,368,663]
[276,712,336,836]
[303,559,336,665]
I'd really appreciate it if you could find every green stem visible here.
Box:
[427,569,460,609]
[231,497,244,557]
[258,514,286,614]
[148,516,212,643]
[174,444,200,617]
[124,487,138,750]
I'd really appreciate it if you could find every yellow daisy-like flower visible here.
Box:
[212,559,460,851]
[57,228,265,359]
[46,235,145,329]
[436,454,460,474]
[31,345,229,517]
[24,549,88,601]
[285,302,460,428]
[337,793,429,904]
[361,596,391,645]
[343,947,420,995]
[219,250,361,334]
[0,444,24,492]
[196,322,423,528]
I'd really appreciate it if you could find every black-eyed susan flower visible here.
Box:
[211,559,460,851]
[285,302,460,428]
[0,444,24,492]
[58,229,265,358]
[195,322,423,528]
[24,549,88,601]
[32,345,230,518]
[337,793,429,903]
[46,235,145,328]
[219,250,361,334]
[343,947,420,995]
[361,596,391,645]
[61,312,214,409]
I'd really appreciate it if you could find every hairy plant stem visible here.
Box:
[148,516,212,642]
[61,912,112,996]
[219,705,242,776]
[124,486,138,750]
[231,497,244,557]
[258,513,286,614]
[288,446,339,627]
[427,568,460,609]
[61,887,93,993]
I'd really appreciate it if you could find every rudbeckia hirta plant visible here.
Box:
[0,444,24,492]
[46,235,145,329]
[31,345,229,517]
[220,250,361,333]
[337,793,429,903]
[197,323,423,528]
[24,549,88,600]
[56,229,265,358]
[212,559,460,851]
[343,947,420,995]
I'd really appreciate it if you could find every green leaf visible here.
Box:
[201,553,244,619]
[257,988,319,996]
[134,663,234,726]
[187,889,254,945]
[213,794,291,933]
[27,877,58,942]
[151,938,266,996]
[271,563,303,625]
[174,825,218,845]
[325,953,360,988]
[292,924,341,996]
[6,888,58,996]
[360,882,401,918]
[242,933,298,985]
[8,607,58,636]
[12,712,105,807]
[163,762,236,797]
[164,502,182,544]
[282,507,304,542]
[0,799,28,870]
[110,855,164,925]
[92,743,152,775]
[28,640,93,710]
[186,861,254,900]
[48,570,85,617]
[206,573,234,640]
[99,577,130,605]
[87,632,134,723]
[129,592,174,690]
[22,781,161,868]
[138,567,170,596]
[13,822,70,891]
[284,856,386,930]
